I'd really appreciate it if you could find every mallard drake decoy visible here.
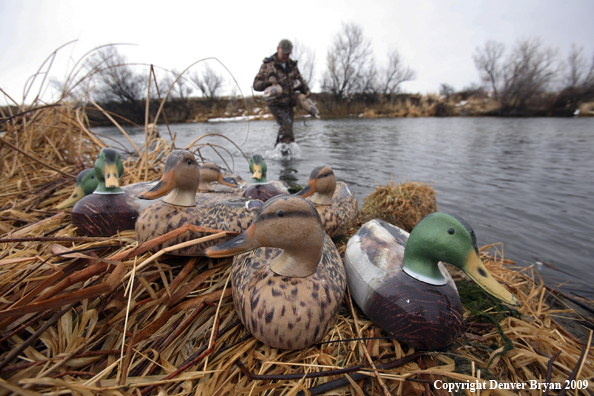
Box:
[136,150,262,256]
[56,169,99,209]
[242,154,288,202]
[296,166,358,238]
[198,163,245,194]
[57,168,158,210]
[205,195,346,350]
[344,214,520,351]
[71,148,139,236]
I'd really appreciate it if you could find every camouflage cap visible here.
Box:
[278,39,293,54]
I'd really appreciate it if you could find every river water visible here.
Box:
[94,116,594,299]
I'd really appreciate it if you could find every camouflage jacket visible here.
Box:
[253,53,310,107]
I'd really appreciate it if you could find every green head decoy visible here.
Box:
[344,213,520,351]
[249,154,268,184]
[71,148,136,236]
[94,148,125,194]
[56,169,98,209]
[243,154,287,202]
[402,212,519,301]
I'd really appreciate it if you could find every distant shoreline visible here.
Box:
[2,92,593,130]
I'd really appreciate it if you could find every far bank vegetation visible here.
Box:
[3,24,594,129]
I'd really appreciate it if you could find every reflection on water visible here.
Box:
[94,117,594,299]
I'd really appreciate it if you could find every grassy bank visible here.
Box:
[15,90,588,131]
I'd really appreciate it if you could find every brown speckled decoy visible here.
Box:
[344,214,520,351]
[242,154,288,202]
[71,148,141,236]
[296,165,358,238]
[198,163,246,195]
[135,150,262,256]
[205,195,346,350]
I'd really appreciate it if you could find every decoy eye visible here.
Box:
[90,175,95,179]
[187,159,192,165]
[448,228,455,235]
[277,210,285,217]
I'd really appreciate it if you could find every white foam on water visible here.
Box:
[263,142,302,160]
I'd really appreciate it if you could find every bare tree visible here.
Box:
[379,48,415,96]
[439,83,455,99]
[473,40,505,99]
[87,46,146,105]
[292,39,316,89]
[361,63,378,94]
[190,64,225,104]
[322,23,375,99]
[499,38,559,111]
[552,45,594,113]
[159,69,193,100]
[563,45,594,90]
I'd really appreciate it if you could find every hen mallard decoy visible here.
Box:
[205,195,346,350]
[242,154,288,202]
[198,163,245,194]
[71,148,140,236]
[344,214,521,351]
[296,165,358,238]
[135,150,261,256]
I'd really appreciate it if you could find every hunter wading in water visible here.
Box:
[253,39,311,153]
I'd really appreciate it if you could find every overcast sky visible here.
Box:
[1,0,593,104]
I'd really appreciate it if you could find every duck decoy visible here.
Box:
[344,214,521,351]
[135,150,261,256]
[58,168,159,210]
[297,93,320,119]
[71,148,139,236]
[242,154,288,202]
[296,166,358,238]
[56,169,99,209]
[198,163,245,194]
[205,195,346,350]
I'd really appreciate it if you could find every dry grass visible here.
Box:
[1,76,593,395]
[576,101,594,117]
[359,179,438,232]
